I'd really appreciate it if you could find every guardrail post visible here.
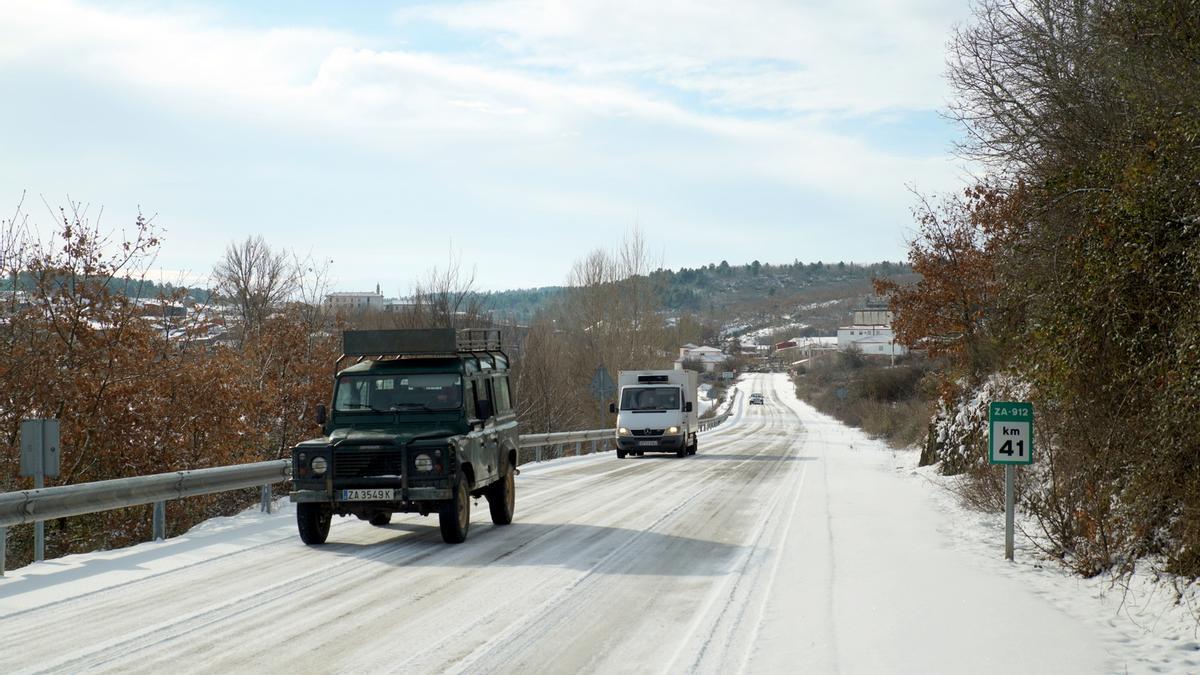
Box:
[260,484,273,514]
[574,441,581,457]
[34,520,44,563]
[535,446,542,463]
[152,501,166,541]
[1,526,6,576]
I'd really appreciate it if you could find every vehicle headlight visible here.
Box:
[666,426,680,435]
[414,453,433,472]
[310,456,328,475]
[618,427,631,436]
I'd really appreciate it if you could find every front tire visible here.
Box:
[617,448,627,459]
[297,503,331,545]
[439,474,471,543]
[487,469,516,525]
[368,512,392,527]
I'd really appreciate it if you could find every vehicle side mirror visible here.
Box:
[477,399,495,421]
[609,402,616,414]
[684,402,693,412]
[315,403,327,426]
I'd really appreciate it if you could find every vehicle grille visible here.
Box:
[335,450,404,478]
[631,429,665,436]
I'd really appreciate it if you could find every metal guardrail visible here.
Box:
[699,388,739,431]
[517,428,616,464]
[0,399,740,575]
[0,460,290,530]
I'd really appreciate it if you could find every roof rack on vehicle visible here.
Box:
[336,328,505,372]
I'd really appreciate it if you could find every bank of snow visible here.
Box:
[911,457,1200,674]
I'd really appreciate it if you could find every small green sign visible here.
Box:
[988,401,1033,465]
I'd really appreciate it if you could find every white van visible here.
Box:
[610,369,699,458]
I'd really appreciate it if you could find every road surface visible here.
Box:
[0,374,1111,673]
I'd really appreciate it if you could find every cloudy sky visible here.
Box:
[0,0,971,293]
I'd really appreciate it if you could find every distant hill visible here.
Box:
[1,273,212,304]
[482,259,912,324]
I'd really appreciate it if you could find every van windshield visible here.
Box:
[335,373,462,412]
[620,386,680,411]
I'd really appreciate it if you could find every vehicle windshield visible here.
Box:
[620,386,680,411]
[334,373,462,412]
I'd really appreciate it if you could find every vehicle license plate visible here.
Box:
[341,489,398,501]
[637,441,657,447]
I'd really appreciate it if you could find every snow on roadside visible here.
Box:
[925,372,1200,670]
[769,372,1198,673]
[0,501,300,615]
[910,446,1200,673]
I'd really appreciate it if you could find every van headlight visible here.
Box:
[618,427,631,436]
[666,426,680,435]
[310,456,328,475]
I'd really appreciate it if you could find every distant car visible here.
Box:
[749,393,764,405]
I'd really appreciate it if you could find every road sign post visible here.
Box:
[20,419,61,563]
[988,402,1033,561]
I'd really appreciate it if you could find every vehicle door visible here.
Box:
[471,377,501,485]
[491,374,518,475]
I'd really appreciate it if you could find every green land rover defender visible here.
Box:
[289,328,519,545]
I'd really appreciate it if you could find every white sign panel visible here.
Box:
[989,420,1031,464]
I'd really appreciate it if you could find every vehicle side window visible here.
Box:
[464,380,477,418]
[474,377,493,417]
[494,376,512,413]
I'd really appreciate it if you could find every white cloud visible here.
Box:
[395,0,966,115]
[0,0,969,289]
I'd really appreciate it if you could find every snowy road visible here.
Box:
[0,374,1116,674]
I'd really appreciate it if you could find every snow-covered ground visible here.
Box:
[0,374,1195,673]
[736,322,810,346]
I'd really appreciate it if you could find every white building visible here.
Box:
[676,344,728,373]
[837,304,908,358]
[326,288,385,312]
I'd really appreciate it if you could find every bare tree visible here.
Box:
[513,317,586,433]
[292,251,335,333]
[211,236,297,340]
[0,193,30,314]
[411,248,489,328]
[348,247,490,330]
[947,0,1128,174]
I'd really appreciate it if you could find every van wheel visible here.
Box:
[617,448,627,459]
[676,445,687,458]
[369,512,392,527]
[488,468,516,525]
[439,474,471,543]
[297,503,331,545]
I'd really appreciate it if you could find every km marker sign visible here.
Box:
[989,402,1033,465]
[989,401,1034,561]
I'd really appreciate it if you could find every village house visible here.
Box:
[676,343,728,372]
[837,301,908,359]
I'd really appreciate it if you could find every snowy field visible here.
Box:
[0,374,1196,673]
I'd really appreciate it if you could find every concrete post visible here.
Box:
[260,484,273,514]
